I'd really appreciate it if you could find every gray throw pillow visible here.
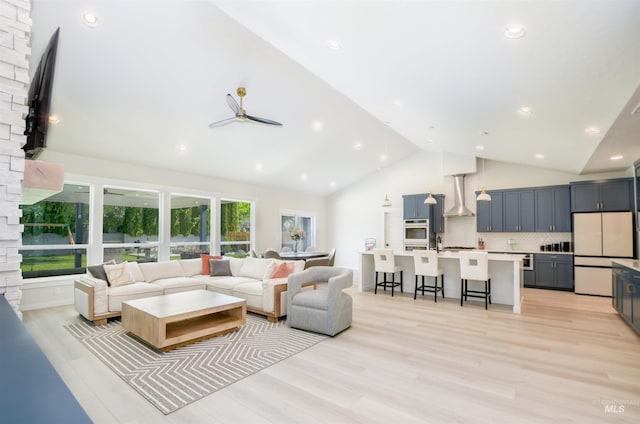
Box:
[209,259,231,276]
[87,259,116,285]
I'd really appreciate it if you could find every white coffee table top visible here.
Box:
[123,290,245,319]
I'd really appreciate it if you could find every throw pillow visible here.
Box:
[209,259,232,277]
[270,261,295,279]
[201,254,223,275]
[87,259,116,285]
[104,262,135,287]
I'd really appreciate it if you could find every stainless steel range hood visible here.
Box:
[444,174,475,217]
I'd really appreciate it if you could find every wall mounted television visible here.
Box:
[23,27,60,159]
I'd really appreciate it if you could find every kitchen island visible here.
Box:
[358,250,525,313]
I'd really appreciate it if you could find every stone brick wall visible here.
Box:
[0,0,31,318]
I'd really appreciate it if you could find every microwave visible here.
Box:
[404,219,429,244]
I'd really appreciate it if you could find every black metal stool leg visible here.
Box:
[414,275,418,299]
[400,271,403,293]
[441,274,445,299]
[460,278,464,306]
[375,271,378,294]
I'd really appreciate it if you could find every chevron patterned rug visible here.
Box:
[65,314,326,414]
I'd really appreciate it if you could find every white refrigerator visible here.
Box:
[573,211,634,296]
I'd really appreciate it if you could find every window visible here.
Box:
[220,199,252,256]
[20,183,89,278]
[281,212,315,251]
[103,187,159,263]
[170,194,211,259]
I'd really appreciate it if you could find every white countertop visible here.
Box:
[612,259,640,273]
[360,250,526,262]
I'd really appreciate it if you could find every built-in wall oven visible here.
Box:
[404,219,429,242]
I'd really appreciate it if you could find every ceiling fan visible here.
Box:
[208,87,283,128]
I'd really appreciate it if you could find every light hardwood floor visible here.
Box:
[23,288,640,423]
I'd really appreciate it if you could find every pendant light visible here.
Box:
[424,192,437,205]
[476,157,492,202]
[381,193,392,207]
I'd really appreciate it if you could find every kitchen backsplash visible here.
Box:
[440,216,571,252]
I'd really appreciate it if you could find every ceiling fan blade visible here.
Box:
[208,117,237,128]
[246,115,283,126]
[226,94,241,115]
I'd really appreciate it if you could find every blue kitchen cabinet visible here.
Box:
[535,185,571,232]
[503,189,535,232]
[612,263,640,335]
[534,253,573,290]
[570,178,633,212]
[403,194,430,220]
[476,190,503,232]
[432,194,445,233]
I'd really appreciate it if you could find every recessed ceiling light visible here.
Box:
[329,181,336,188]
[610,155,623,161]
[392,99,402,107]
[585,126,601,135]
[534,153,544,159]
[327,40,341,50]
[379,153,388,162]
[82,12,99,27]
[177,144,188,154]
[48,115,60,124]
[353,141,363,151]
[504,26,526,39]
[427,139,434,144]
[255,162,264,171]
[311,121,323,131]
[300,173,308,181]
[475,145,485,150]
[479,130,489,136]
[518,106,533,116]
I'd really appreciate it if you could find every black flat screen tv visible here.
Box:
[23,27,60,159]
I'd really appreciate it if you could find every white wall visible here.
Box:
[327,150,632,270]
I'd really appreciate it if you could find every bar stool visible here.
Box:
[373,248,403,296]
[413,250,444,302]
[459,251,491,309]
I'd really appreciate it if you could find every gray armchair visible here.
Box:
[287,266,353,336]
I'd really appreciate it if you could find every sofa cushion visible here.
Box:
[200,254,223,275]
[271,261,295,278]
[127,261,145,282]
[290,289,329,310]
[151,277,206,294]
[108,283,164,312]
[209,259,232,276]
[229,257,244,276]
[180,258,202,276]
[232,282,263,310]
[104,262,135,287]
[87,259,116,284]
[204,276,257,296]
[139,260,184,282]
[238,257,276,280]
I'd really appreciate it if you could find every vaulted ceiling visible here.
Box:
[31,0,640,195]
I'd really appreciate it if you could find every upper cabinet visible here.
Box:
[402,193,445,232]
[403,194,430,220]
[570,179,633,212]
[503,189,535,232]
[535,185,571,232]
[476,190,503,232]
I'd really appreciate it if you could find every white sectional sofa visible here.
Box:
[74,257,305,325]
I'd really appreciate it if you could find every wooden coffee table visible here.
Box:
[121,290,246,351]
